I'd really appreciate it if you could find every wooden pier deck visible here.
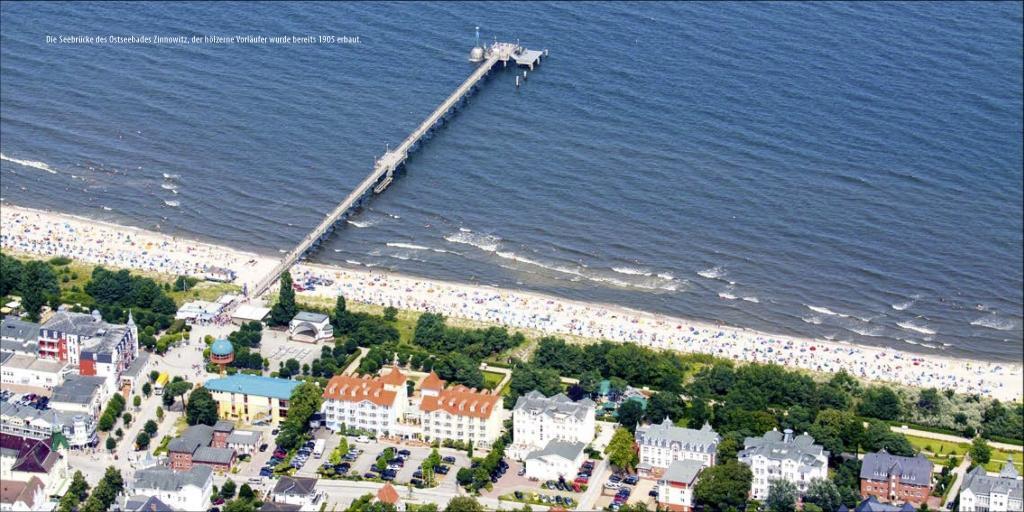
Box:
[248,42,543,299]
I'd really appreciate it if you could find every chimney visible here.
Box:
[783,428,793,443]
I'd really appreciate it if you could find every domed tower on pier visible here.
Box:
[469,26,485,62]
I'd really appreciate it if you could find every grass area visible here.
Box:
[906,434,1024,473]
[152,435,172,455]
[482,370,505,391]
[11,252,240,307]
[987,448,1024,473]
[173,415,189,435]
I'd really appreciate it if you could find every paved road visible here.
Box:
[891,425,1023,452]
[943,455,972,510]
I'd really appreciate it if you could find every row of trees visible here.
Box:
[0,253,61,321]
[413,313,525,361]
[275,381,324,450]
[530,337,700,392]
[97,393,126,432]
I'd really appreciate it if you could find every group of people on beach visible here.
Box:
[2,205,1020,401]
[291,263,1021,400]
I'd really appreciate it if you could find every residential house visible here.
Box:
[419,372,503,448]
[0,317,38,356]
[0,433,69,503]
[656,459,705,512]
[204,374,300,426]
[38,311,138,382]
[859,450,933,507]
[226,429,262,456]
[376,482,404,512]
[0,402,96,449]
[320,367,408,436]
[0,351,67,391]
[0,476,46,512]
[636,419,720,478]
[509,390,595,460]
[167,421,236,472]
[271,476,324,510]
[128,465,214,512]
[49,374,109,418]
[958,458,1022,512]
[523,440,587,481]
[738,428,829,500]
[121,495,174,512]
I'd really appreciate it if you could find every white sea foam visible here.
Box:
[347,219,374,228]
[345,260,362,266]
[657,272,675,281]
[903,339,920,346]
[970,315,1017,331]
[445,231,500,252]
[802,316,823,325]
[1,153,56,174]
[920,343,938,349]
[613,266,653,277]
[386,242,429,251]
[742,296,760,303]
[806,305,849,318]
[891,294,921,311]
[101,206,112,211]
[719,292,738,300]
[163,200,180,207]
[897,321,936,335]
[161,183,178,190]
[162,173,180,179]
[698,266,726,280]
[851,325,885,337]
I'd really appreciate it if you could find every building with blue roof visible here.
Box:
[203,374,301,426]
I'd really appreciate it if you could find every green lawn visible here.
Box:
[905,434,1023,473]
[482,370,505,391]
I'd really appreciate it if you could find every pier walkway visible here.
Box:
[249,41,545,299]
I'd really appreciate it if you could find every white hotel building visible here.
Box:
[738,428,829,500]
[509,390,595,460]
[636,419,720,477]
[320,367,408,437]
[418,372,504,448]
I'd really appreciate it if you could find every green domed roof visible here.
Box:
[211,338,234,357]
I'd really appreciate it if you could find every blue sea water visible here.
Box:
[2,2,1021,361]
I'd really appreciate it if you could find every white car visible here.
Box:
[604,482,621,490]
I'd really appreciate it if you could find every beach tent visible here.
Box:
[232,304,271,325]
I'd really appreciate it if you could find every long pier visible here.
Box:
[249,41,545,299]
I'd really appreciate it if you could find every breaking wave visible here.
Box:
[613,266,653,277]
[386,242,429,251]
[698,266,726,280]
[970,315,1017,331]
[897,321,936,335]
[806,305,849,318]
[444,230,500,252]
[1,153,57,174]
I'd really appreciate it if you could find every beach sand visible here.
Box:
[3,203,1021,401]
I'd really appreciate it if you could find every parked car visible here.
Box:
[648,489,659,498]
[443,456,456,464]
[514,491,524,500]
[434,465,450,475]
[398,449,411,456]
[411,478,423,487]
[364,472,376,479]
[623,475,639,485]
[604,482,621,490]
[518,467,526,476]
[259,443,269,452]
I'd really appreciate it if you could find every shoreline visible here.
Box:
[3,203,1021,401]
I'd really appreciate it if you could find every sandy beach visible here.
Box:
[3,203,1021,401]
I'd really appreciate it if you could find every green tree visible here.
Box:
[646,391,686,424]
[606,427,638,470]
[0,253,23,297]
[423,448,442,486]
[221,479,237,499]
[916,388,942,416]
[766,479,798,512]
[804,478,842,512]
[135,431,151,449]
[122,412,132,425]
[98,412,114,432]
[57,470,90,512]
[383,306,398,322]
[970,437,992,466]
[862,421,915,456]
[858,386,903,420]
[133,395,142,408]
[80,466,123,512]
[144,419,158,436]
[617,399,645,432]
[693,460,753,512]
[238,483,255,501]
[20,260,59,321]
[275,381,323,450]
[270,271,297,325]
[186,387,219,426]
[156,406,164,421]
[445,496,485,512]
[223,499,259,512]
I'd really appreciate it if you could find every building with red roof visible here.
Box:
[419,373,504,448]
[321,366,408,437]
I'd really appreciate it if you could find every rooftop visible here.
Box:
[122,351,150,379]
[377,482,400,505]
[50,374,106,405]
[738,429,828,469]
[0,316,38,343]
[192,445,236,465]
[211,339,234,357]
[421,384,501,419]
[526,439,586,462]
[961,461,1023,500]
[661,459,704,484]
[323,373,399,407]
[168,424,215,454]
[204,374,300,400]
[0,351,67,373]
[273,476,318,497]
[860,450,933,485]
[292,311,329,323]
[514,390,595,421]
[232,304,270,321]
[132,465,213,492]
[636,418,720,453]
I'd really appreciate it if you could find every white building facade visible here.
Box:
[656,459,704,512]
[321,367,407,436]
[419,373,503,448]
[128,465,214,512]
[523,440,586,481]
[738,429,829,500]
[636,419,720,478]
[958,459,1023,512]
[509,391,595,460]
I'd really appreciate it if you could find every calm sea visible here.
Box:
[2,2,1021,361]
